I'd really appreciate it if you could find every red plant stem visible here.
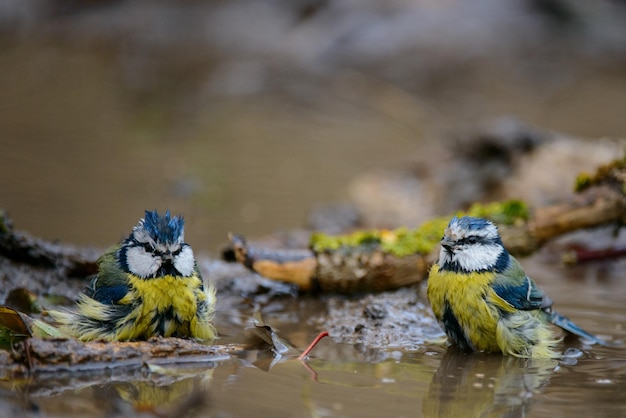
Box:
[298,331,329,360]
[299,359,320,383]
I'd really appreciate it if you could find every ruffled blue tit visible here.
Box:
[51,210,216,342]
[427,216,606,358]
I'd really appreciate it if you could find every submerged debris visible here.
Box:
[317,286,443,352]
[1,336,240,377]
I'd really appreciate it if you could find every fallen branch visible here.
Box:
[0,211,98,277]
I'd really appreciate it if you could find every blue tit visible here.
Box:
[51,210,216,342]
[427,216,606,358]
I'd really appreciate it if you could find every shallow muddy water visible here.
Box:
[212,253,626,418]
[2,7,626,416]
[4,253,626,418]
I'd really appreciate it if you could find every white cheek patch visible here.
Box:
[453,243,502,272]
[126,246,161,278]
[173,246,195,277]
[439,247,452,265]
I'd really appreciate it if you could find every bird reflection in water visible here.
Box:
[92,368,213,415]
[423,348,557,418]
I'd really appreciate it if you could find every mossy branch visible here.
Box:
[232,157,626,293]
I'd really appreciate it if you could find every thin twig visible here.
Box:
[298,331,329,360]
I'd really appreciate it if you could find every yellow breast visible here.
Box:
[116,273,206,340]
[427,264,503,352]
[128,274,201,318]
[427,264,559,357]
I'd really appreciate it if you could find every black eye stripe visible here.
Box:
[130,239,156,253]
[460,236,481,245]
[132,239,153,251]
[131,239,184,256]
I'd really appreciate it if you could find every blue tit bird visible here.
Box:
[427,216,606,358]
[51,210,216,342]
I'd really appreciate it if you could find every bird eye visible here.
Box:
[467,236,478,244]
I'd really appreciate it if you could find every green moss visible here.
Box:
[574,155,626,192]
[380,217,451,257]
[310,216,451,257]
[465,199,529,225]
[310,199,530,257]
[574,172,593,192]
[310,230,381,253]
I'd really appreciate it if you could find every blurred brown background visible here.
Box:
[1,0,625,253]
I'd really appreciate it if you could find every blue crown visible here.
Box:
[450,216,494,231]
[143,209,185,244]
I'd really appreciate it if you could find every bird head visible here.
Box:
[120,210,196,278]
[438,216,507,273]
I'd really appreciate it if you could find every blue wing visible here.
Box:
[492,256,609,346]
[84,245,131,305]
[85,278,129,305]
[91,285,129,305]
[491,274,548,311]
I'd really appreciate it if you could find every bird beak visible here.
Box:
[440,237,455,254]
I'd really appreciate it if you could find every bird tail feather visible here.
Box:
[549,311,609,346]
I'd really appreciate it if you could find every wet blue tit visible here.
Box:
[427,216,606,358]
[51,210,216,342]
